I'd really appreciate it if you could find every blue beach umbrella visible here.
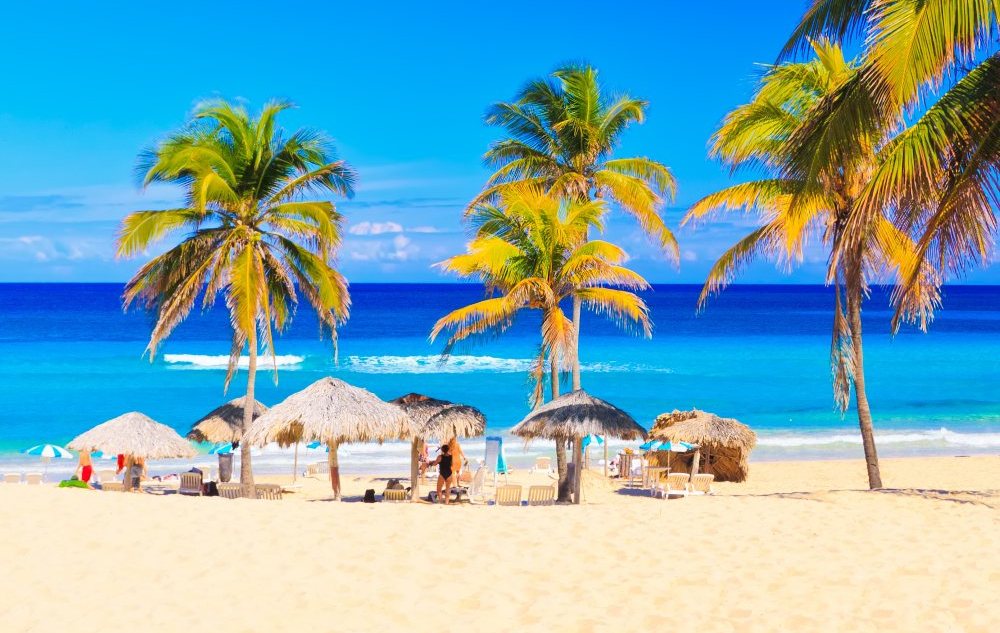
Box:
[306,441,329,452]
[639,439,663,451]
[22,444,74,480]
[22,444,73,459]
[661,441,696,452]
[210,442,234,455]
[581,434,604,450]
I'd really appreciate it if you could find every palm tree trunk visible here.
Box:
[240,334,257,498]
[551,345,571,502]
[571,296,582,391]
[848,290,883,489]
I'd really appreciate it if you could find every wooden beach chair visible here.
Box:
[255,483,283,500]
[178,472,203,496]
[383,489,407,502]
[689,473,715,495]
[661,472,690,499]
[3,473,21,484]
[526,485,556,506]
[24,472,43,485]
[217,483,241,499]
[101,482,125,492]
[530,456,554,475]
[494,484,522,507]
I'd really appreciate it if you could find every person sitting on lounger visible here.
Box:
[426,444,454,505]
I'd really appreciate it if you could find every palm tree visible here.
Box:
[116,99,355,494]
[779,1,999,309]
[685,41,939,489]
[433,185,651,500]
[478,64,677,392]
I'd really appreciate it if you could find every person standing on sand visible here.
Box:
[426,444,454,505]
[447,437,465,484]
[76,449,94,488]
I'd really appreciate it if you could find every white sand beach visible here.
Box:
[0,455,997,632]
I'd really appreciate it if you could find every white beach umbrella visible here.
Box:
[22,444,74,480]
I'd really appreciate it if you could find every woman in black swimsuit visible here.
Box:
[427,444,454,504]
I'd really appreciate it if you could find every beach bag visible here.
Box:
[363,489,376,503]
[218,453,233,483]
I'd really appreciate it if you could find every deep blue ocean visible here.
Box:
[2,283,998,476]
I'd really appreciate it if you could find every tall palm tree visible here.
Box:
[116,99,355,494]
[478,65,677,392]
[685,41,939,489]
[779,1,999,309]
[433,185,651,500]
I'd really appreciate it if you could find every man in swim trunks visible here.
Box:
[77,449,94,488]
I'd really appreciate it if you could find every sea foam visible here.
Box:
[343,355,673,374]
[163,354,305,369]
[757,427,1000,449]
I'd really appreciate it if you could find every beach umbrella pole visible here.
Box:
[410,439,420,502]
[603,440,608,479]
[292,442,299,483]
[328,440,341,500]
[572,437,583,504]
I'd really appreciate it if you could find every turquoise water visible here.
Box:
[1,283,998,476]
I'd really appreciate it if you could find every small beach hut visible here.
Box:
[391,393,486,502]
[187,398,269,482]
[511,390,647,504]
[69,412,197,461]
[242,377,411,500]
[648,410,757,482]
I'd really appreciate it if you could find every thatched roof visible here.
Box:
[391,393,487,441]
[510,390,647,441]
[242,377,412,447]
[649,409,757,451]
[186,397,269,443]
[69,412,197,459]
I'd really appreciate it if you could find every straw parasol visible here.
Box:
[648,409,757,482]
[391,393,486,502]
[511,390,646,504]
[186,397,269,444]
[69,412,197,460]
[243,377,411,499]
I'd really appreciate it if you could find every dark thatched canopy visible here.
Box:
[186,397,269,443]
[391,393,486,440]
[649,410,757,482]
[510,390,647,441]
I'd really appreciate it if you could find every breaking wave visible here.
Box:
[163,354,305,369]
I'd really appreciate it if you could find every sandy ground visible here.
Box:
[0,455,997,633]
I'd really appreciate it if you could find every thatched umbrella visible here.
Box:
[649,409,757,482]
[243,377,411,499]
[391,393,486,502]
[187,397,268,443]
[186,397,268,483]
[511,390,646,504]
[69,412,197,460]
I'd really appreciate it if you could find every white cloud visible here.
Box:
[346,234,419,263]
[348,221,404,236]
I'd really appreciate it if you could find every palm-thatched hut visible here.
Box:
[69,411,197,460]
[649,410,756,482]
[511,390,647,504]
[242,377,411,499]
[391,393,486,502]
[186,397,269,444]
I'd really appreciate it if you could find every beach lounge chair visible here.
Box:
[255,483,282,500]
[24,472,43,485]
[661,472,690,499]
[307,462,329,480]
[101,482,125,492]
[178,472,203,496]
[530,456,554,475]
[97,469,118,485]
[383,488,407,502]
[467,465,487,503]
[3,473,21,484]
[689,473,715,495]
[218,483,241,499]
[526,485,556,506]
[494,484,522,507]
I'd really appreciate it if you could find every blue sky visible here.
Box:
[0,2,996,283]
